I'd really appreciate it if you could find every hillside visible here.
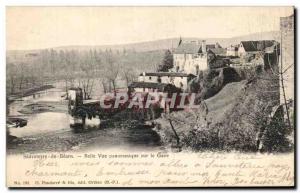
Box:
[7,31,280,57]
[205,80,247,123]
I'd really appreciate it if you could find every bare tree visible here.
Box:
[78,51,96,100]
[121,66,137,87]
[16,62,26,91]
[103,50,119,94]
[6,62,17,94]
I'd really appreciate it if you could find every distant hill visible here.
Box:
[7,31,280,62]
[52,31,280,52]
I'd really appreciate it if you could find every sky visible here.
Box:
[6,6,294,50]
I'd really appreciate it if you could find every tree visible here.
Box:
[157,49,173,72]
[49,49,58,75]
[121,66,137,87]
[78,50,96,100]
[6,62,17,94]
[59,50,77,95]
[103,50,119,94]
[17,62,26,91]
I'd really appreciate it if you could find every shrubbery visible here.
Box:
[188,67,241,102]
[168,69,293,152]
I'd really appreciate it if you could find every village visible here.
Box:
[129,38,278,93]
[65,37,281,126]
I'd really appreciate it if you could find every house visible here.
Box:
[172,39,217,75]
[138,72,196,90]
[209,48,227,56]
[128,82,180,94]
[238,40,275,57]
[206,43,226,56]
[128,82,183,113]
[206,42,222,49]
[226,45,239,57]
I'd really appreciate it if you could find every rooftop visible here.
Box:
[173,42,201,54]
[240,40,275,52]
[209,48,227,55]
[128,82,174,92]
[139,72,196,77]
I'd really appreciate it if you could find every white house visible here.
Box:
[172,40,218,75]
[138,72,196,90]
[226,45,238,57]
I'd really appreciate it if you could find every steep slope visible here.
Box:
[205,81,247,123]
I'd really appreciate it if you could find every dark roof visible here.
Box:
[68,87,82,91]
[206,44,216,49]
[139,72,196,77]
[173,43,201,54]
[240,40,275,52]
[128,82,175,92]
[209,48,226,55]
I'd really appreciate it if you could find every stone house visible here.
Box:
[237,40,275,58]
[172,40,217,75]
[138,72,196,90]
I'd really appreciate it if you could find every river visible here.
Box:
[7,83,163,154]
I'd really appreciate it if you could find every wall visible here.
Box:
[138,74,189,90]
[138,75,159,83]
[226,47,238,57]
[237,44,246,57]
[280,15,294,104]
[173,53,208,74]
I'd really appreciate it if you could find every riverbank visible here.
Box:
[7,119,163,154]
[7,84,55,104]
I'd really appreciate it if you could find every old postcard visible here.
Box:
[6,6,295,187]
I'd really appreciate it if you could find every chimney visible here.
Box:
[201,40,206,54]
[142,72,146,82]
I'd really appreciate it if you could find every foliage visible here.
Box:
[164,69,292,152]
[157,49,173,72]
[188,67,241,102]
[262,106,292,152]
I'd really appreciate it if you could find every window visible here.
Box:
[158,77,162,83]
[149,77,152,80]
[196,65,199,75]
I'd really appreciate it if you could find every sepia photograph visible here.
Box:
[5,6,295,188]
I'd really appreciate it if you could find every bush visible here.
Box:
[261,105,292,152]
[188,67,241,101]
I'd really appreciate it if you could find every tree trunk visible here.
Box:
[101,81,107,93]
[112,80,116,96]
[168,119,180,147]
[280,31,292,129]
[65,80,68,97]
[82,116,86,126]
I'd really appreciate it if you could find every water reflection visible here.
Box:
[8,88,65,116]
[9,112,71,138]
